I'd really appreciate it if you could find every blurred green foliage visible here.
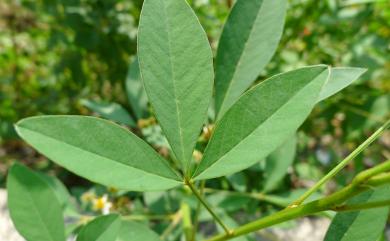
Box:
[0,0,389,197]
[1,1,389,239]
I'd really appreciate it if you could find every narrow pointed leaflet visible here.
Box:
[15,116,181,191]
[215,0,287,118]
[194,66,330,180]
[318,67,367,102]
[7,164,66,241]
[138,0,213,171]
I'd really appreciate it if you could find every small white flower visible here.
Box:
[93,194,113,215]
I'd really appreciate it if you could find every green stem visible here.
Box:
[182,202,193,241]
[193,180,206,241]
[160,211,182,240]
[366,172,390,186]
[204,188,297,208]
[291,119,390,206]
[353,159,390,184]
[121,214,174,221]
[203,167,390,241]
[186,180,231,234]
[332,199,390,212]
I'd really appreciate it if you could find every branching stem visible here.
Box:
[206,175,390,241]
[186,179,231,235]
[202,164,390,241]
[290,119,390,206]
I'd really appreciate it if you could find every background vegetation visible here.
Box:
[0,0,389,238]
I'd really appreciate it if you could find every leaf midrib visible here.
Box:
[196,69,327,178]
[17,125,181,182]
[161,0,186,163]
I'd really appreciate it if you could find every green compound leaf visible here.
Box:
[215,0,288,118]
[324,185,390,241]
[194,66,329,180]
[263,135,297,193]
[116,221,160,241]
[138,0,214,170]
[126,57,149,120]
[318,67,367,102]
[81,99,136,127]
[77,214,121,241]
[7,164,65,241]
[15,116,181,191]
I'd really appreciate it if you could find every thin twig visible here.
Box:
[186,179,232,235]
[192,180,206,241]
[290,119,390,207]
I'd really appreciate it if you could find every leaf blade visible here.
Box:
[77,214,121,241]
[263,135,297,193]
[7,164,66,241]
[318,67,367,102]
[324,185,390,241]
[138,0,214,169]
[116,221,160,241]
[215,0,288,118]
[15,116,181,191]
[125,57,149,120]
[194,66,330,180]
[81,99,136,127]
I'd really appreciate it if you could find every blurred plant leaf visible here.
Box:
[7,164,65,241]
[37,172,71,209]
[215,0,287,118]
[318,67,367,102]
[227,172,247,192]
[324,185,390,241]
[77,214,121,241]
[80,99,136,127]
[15,116,181,191]
[218,213,250,241]
[194,66,329,180]
[138,0,214,170]
[115,221,160,241]
[125,57,149,120]
[263,135,297,193]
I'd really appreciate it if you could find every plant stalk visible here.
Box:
[186,179,231,235]
[290,119,390,206]
[160,211,182,240]
[203,168,390,241]
[182,202,193,241]
[192,180,206,241]
[332,199,390,212]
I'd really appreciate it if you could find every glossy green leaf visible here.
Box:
[324,185,390,241]
[15,116,181,191]
[116,221,160,241]
[263,135,297,193]
[318,67,367,102]
[126,57,149,120]
[215,0,288,118]
[77,214,121,241]
[138,0,214,169]
[194,66,329,180]
[7,164,65,241]
[81,99,136,127]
